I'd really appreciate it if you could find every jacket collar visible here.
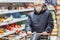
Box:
[34,9,46,15]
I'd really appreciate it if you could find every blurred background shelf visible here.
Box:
[0,0,34,3]
[0,27,25,38]
[0,17,28,26]
[0,8,34,15]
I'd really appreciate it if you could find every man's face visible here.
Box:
[34,4,43,13]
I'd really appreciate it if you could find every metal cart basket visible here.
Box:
[26,33,50,40]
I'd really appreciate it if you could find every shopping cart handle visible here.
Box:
[32,33,50,35]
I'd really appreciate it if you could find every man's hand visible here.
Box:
[41,32,49,35]
[27,31,32,37]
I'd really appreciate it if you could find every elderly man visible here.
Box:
[25,3,54,40]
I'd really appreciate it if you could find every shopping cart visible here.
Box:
[26,32,50,40]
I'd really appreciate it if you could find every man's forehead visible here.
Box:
[34,4,43,7]
[34,2,43,6]
[34,4,43,6]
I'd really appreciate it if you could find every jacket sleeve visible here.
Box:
[45,13,54,33]
[25,15,32,32]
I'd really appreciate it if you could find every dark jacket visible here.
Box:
[25,10,54,33]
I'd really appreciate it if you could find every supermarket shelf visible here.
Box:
[0,0,45,3]
[0,8,34,15]
[15,33,27,39]
[51,32,57,36]
[0,17,28,26]
[47,5,55,10]
[0,31,15,38]
[0,27,25,38]
[48,7,55,10]
[19,0,35,3]
[48,8,55,10]
[0,0,35,3]
[52,32,57,34]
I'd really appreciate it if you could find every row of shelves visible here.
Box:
[0,27,25,38]
[0,7,55,15]
[0,0,45,3]
[0,17,28,26]
[0,8,34,15]
[0,17,27,38]
[0,0,35,3]
[0,0,32,38]
[56,4,60,38]
[0,2,32,38]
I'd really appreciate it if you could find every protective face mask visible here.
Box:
[35,7,42,12]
